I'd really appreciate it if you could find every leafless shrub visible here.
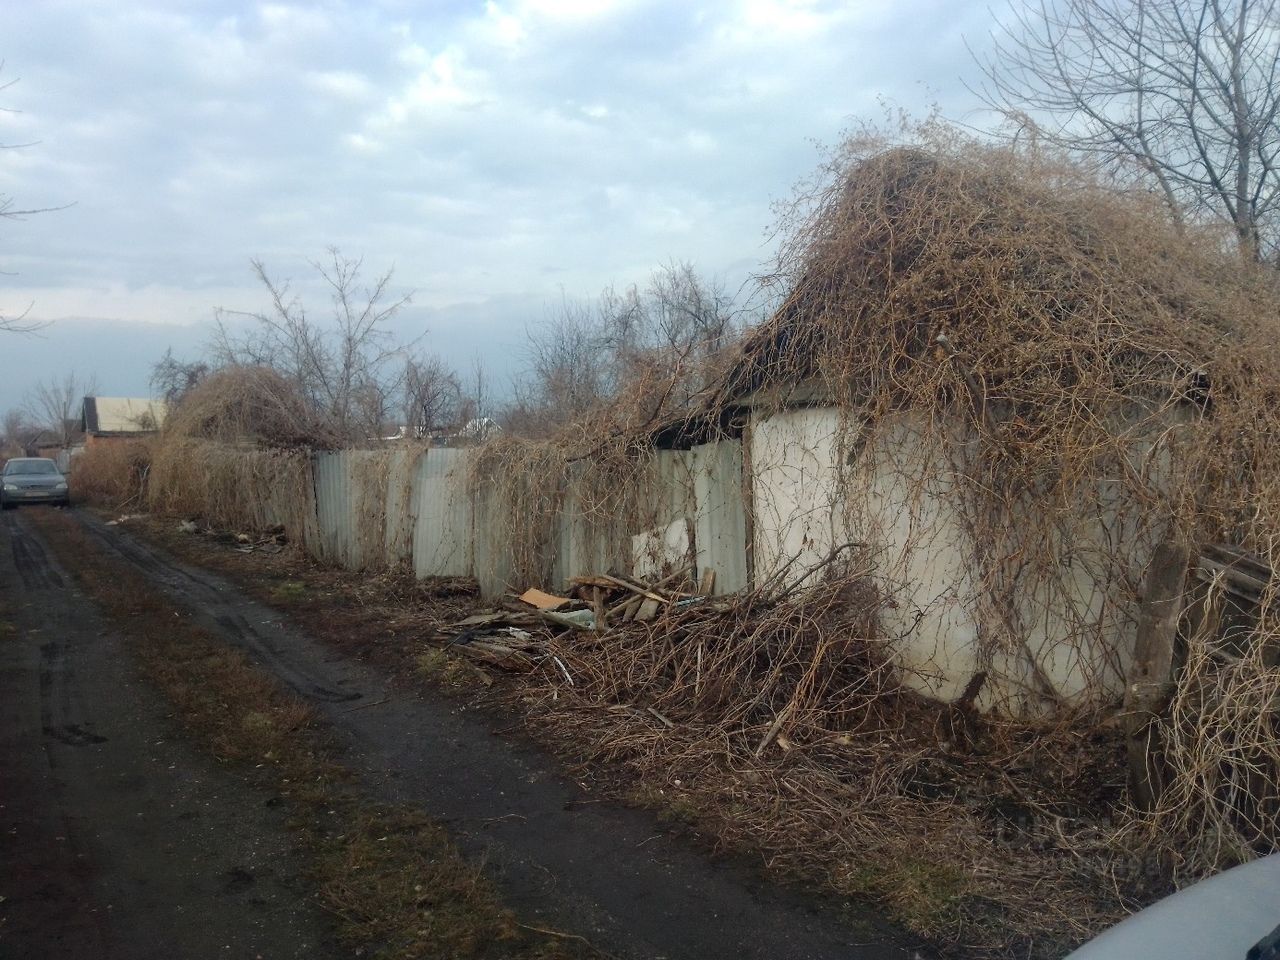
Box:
[509,261,743,435]
[150,349,210,407]
[145,367,327,533]
[160,365,331,449]
[0,407,37,460]
[975,0,1280,261]
[213,248,415,441]
[402,353,463,439]
[468,120,1280,954]
[26,371,96,447]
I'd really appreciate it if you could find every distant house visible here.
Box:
[24,419,87,470]
[80,397,168,446]
[31,432,66,459]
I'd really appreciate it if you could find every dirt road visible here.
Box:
[0,511,339,960]
[2,507,915,960]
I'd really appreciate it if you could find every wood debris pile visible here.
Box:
[439,570,723,679]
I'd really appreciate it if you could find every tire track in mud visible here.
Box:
[5,511,65,590]
[76,515,363,705]
[4,513,97,756]
[66,509,918,960]
[1,510,343,960]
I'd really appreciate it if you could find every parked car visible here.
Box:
[0,457,70,509]
[1063,853,1279,959]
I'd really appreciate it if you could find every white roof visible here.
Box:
[85,397,168,434]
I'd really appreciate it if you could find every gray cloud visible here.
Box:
[1,0,999,413]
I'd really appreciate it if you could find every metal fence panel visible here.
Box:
[312,451,354,566]
[308,439,746,596]
[411,448,473,579]
[382,448,420,567]
[691,439,748,595]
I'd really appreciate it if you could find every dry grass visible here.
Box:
[429,126,1280,953]
[509,574,1133,958]
[140,519,1129,957]
[69,440,153,507]
[164,365,334,448]
[736,127,1280,885]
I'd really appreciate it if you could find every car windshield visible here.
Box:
[5,460,59,476]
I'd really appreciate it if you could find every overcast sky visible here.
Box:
[1,0,1001,414]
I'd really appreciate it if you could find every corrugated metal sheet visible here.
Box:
[471,480,517,595]
[690,439,748,595]
[382,448,421,567]
[629,449,695,577]
[312,451,355,567]
[347,449,386,570]
[411,448,473,579]
[304,438,748,596]
[555,461,630,585]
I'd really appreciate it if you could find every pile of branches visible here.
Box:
[731,129,1280,875]
[457,125,1280,953]
[481,570,1135,958]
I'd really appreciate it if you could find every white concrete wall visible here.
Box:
[852,415,987,703]
[750,407,848,581]
[749,406,1161,710]
[690,439,749,595]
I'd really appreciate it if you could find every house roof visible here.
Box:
[82,396,168,435]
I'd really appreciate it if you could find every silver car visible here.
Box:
[1064,853,1279,959]
[0,457,70,509]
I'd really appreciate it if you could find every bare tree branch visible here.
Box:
[212,249,416,441]
[975,0,1280,260]
[25,371,96,447]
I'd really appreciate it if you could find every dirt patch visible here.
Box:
[0,510,340,960]
[22,508,599,960]
[137,510,1147,957]
[61,509,918,960]
[123,513,474,678]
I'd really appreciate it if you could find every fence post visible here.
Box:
[1124,540,1191,811]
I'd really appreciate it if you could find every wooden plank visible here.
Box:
[619,594,643,622]
[569,575,617,589]
[519,587,573,611]
[1123,540,1191,811]
[635,597,661,621]
[699,568,716,596]
[592,586,606,630]
[454,612,510,628]
[600,574,667,604]
[740,416,756,588]
[1197,556,1269,597]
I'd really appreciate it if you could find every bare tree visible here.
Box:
[1,67,61,334]
[150,348,210,407]
[525,298,612,420]
[976,0,1280,260]
[26,371,96,447]
[0,407,36,458]
[213,248,415,440]
[402,354,462,439]
[514,260,739,432]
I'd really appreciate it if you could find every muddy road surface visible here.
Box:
[2,507,915,960]
[0,510,340,960]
